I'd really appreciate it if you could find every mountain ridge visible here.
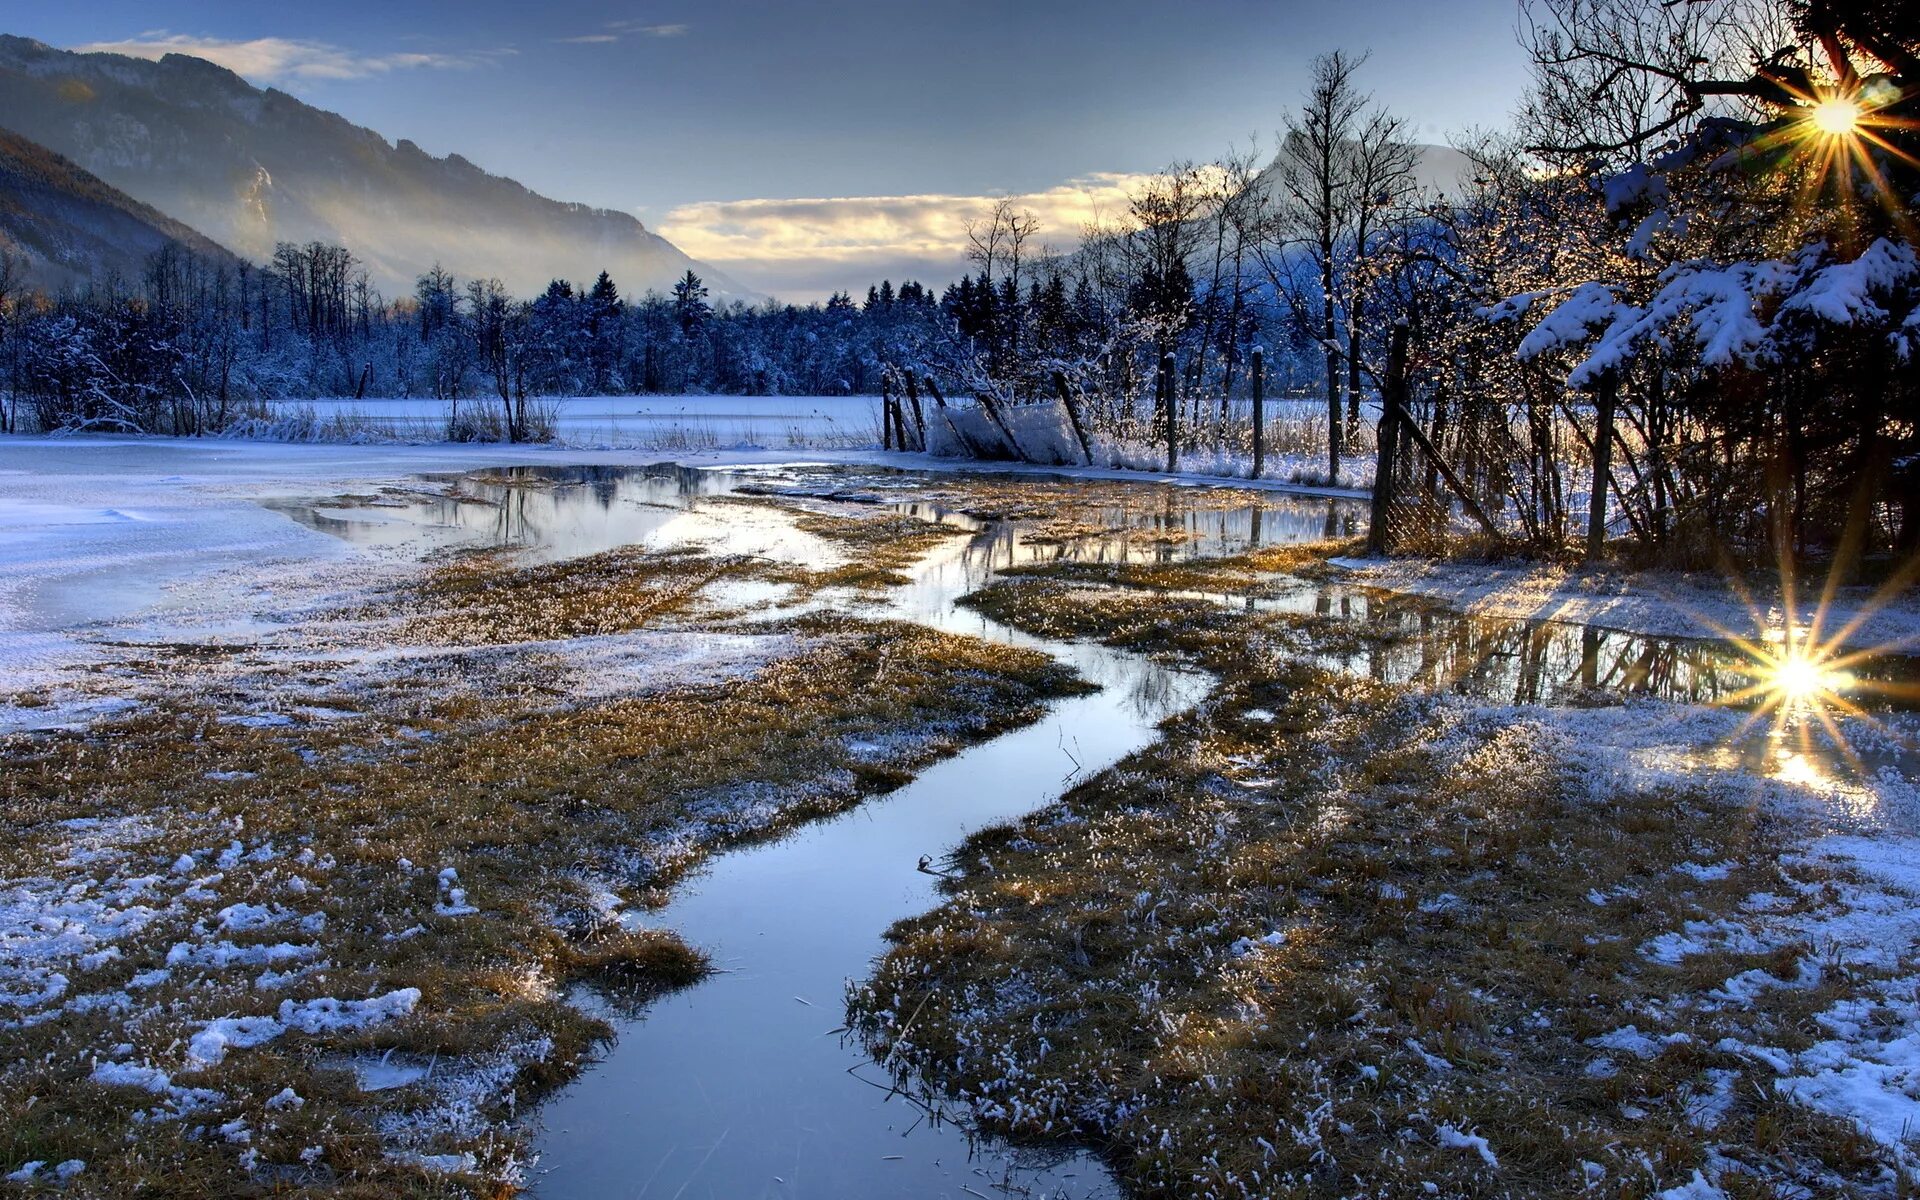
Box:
[0,34,758,302]
[0,123,240,292]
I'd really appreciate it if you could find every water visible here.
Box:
[278,463,1919,1198]
[288,463,1219,1197]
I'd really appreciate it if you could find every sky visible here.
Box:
[18,1,1535,301]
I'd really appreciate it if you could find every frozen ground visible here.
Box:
[277,394,882,448]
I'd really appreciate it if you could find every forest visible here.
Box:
[0,0,1914,568]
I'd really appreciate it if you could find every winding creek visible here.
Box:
[280,462,1920,1199]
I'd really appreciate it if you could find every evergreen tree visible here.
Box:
[672,271,711,337]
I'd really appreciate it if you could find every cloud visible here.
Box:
[72,32,505,82]
[654,174,1155,303]
[559,22,689,44]
[658,174,1151,269]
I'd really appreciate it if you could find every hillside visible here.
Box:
[0,124,238,291]
[0,35,755,301]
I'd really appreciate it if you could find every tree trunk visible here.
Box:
[1053,370,1093,465]
[904,373,926,450]
[1251,347,1266,480]
[1322,269,1342,485]
[1586,370,1618,561]
[1161,352,1179,473]
[1367,325,1408,555]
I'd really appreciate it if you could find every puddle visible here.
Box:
[279,462,1919,1196]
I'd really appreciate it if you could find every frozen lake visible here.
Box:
[286,394,884,448]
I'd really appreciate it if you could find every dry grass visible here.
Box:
[781,507,967,589]
[851,563,1903,1199]
[0,528,1080,1197]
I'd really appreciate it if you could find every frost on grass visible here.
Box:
[0,523,1078,1195]
[852,571,1919,1199]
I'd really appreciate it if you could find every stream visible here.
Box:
[278,462,1920,1199]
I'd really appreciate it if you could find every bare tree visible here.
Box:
[1211,144,1267,429]
[1344,108,1419,432]
[1127,163,1208,350]
[966,198,1041,291]
[1515,0,1895,163]
[1270,51,1367,485]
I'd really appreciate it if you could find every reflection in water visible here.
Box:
[282,462,1917,1198]
[1250,583,1920,711]
[282,461,1920,765]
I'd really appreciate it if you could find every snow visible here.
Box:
[1779,238,1919,326]
[89,1060,222,1114]
[3,1159,85,1184]
[1434,1124,1498,1167]
[1514,282,1623,359]
[1510,240,1920,387]
[1653,1170,1728,1200]
[1601,162,1669,214]
[926,398,1085,466]
[187,989,421,1067]
[187,1014,285,1067]
[434,867,478,917]
[1589,1025,1692,1059]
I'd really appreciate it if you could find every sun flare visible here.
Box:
[1768,649,1850,706]
[1809,97,1862,137]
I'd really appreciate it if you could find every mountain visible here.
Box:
[1407,144,1481,199]
[0,35,756,302]
[0,124,239,291]
[1251,142,1481,207]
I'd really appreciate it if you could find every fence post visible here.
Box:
[882,374,894,451]
[1161,352,1179,473]
[1251,346,1265,480]
[1053,370,1094,465]
[903,372,926,450]
[1367,325,1408,555]
[1587,369,1617,561]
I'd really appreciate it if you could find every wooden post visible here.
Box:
[968,385,1022,459]
[903,373,926,450]
[1381,388,1502,546]
[882,374,894,450]
[1053,370,1093,465]
[1161,352,1179,473]
[925,375,985,459]
[1367,325,1408,555]
[1587,369,1617,561]
[1250,347,1265,480]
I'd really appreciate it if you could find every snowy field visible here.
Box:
[273,394,881,448]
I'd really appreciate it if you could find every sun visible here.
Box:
[1808,97,1862,137]
[1768,649,1849,707]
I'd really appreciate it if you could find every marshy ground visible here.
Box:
[2,463,1915,1199]
[854,564,1913,1198]
[0,477,1079,1197]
